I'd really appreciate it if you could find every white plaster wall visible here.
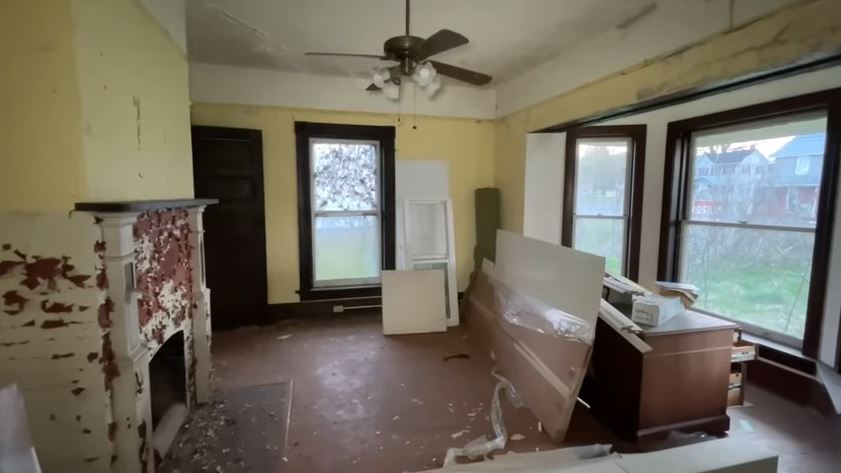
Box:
[598,65,841,364]
[136,0,187,54]
[495,0,801,117]
[523,132,566,244]
[189,63,497,119]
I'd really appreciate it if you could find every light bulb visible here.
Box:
[384,82,400,101]
[424,76,441,98]
[373,68,390,88]
[412,63,437,87]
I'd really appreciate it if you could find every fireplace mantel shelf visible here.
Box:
[74,198,219,212]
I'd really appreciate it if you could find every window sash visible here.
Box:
[309,138,382,287]
[677,219,814,343]
[571,140,633,272]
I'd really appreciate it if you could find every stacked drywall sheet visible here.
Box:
[464,231,603,442]
[428,437,778,472]
[0,384,41,473]
[382,269,448,335]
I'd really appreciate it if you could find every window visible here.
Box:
[563,125,646,279]
[295,122,395,300]
[795,156,811,175]
[660,89,841,354]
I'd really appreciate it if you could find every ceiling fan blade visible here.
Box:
[305,52,388,59]
[417,29,469,60]
[366,83,381,92]
[428,61,492,86]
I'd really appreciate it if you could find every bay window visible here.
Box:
[659,90,841,353]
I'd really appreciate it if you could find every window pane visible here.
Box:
[573,217,625,275]
[405,202,448,258]
[312,141,378,211]
[680,223,813,340]
[575,138,629,216]
[314,215,379,284]
[688,113,827,227]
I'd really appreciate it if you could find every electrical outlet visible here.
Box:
[333,305,345,313]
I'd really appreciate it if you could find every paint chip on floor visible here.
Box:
[510,433,525,441]
[393,415,400,421]
[450,429,469,439]
[276,334,292,340]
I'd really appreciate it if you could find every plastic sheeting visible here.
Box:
[488,274,594,344]
[466,267,595,442]
[443,371,525,467]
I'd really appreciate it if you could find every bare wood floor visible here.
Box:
[211,312,841,473]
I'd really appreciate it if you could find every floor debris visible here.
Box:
[443,353,471,362]
[450,429,470,439]
[510,434,526,441]
[158,382,292,473]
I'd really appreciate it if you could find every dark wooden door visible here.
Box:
[192,126,267,328]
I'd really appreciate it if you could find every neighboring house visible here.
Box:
[758,133,825,223]
[692,147,771,219]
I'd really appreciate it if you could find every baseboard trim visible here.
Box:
[267,297,382,320]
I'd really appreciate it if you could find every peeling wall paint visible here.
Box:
[0,212,112,472]
[1,208,210,473]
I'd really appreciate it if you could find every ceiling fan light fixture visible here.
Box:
[383,82,400,101]
[424,75,441,98]
[412,62,437,87]
[372,68,390,88]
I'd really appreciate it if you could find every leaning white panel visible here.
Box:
[403,199,460,325]
[494,230,603,326]
[382,270,448,335]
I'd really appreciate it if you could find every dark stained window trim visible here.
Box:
[294,122,396,301]
[657,88,841,360]
[562,125,647,281]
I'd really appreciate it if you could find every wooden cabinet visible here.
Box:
[583,310,737,440]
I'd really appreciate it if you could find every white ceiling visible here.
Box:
[186,0,658,84]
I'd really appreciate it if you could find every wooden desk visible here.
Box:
[583,310,737,440]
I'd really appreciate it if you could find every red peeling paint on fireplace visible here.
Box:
[133,210,194,349]
[101,333,120,390]
[98,297,114,329]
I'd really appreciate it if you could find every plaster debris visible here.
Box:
[443,353,470,362]
[510,434,526,441]
[276,334,292,340]
[410,398,424,406]
[450,429,469,439]
[392,415,400,421]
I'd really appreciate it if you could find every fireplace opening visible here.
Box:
[149,330,188,461]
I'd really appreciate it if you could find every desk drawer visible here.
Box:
[732,340,756,363]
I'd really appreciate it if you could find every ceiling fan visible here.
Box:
[305,0,492,94]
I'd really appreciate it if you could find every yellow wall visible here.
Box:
[0,0,87,211]
[74,0,194,201]
[191,104,495,303]
[494,0,841,232]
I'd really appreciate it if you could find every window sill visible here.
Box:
[298,285,382,302]
[741,332,817,376]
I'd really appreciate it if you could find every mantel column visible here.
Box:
[187,206,213,404]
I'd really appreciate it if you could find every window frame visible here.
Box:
[562,125,647,280]
[658,89,841,356]
[295,122,396,301]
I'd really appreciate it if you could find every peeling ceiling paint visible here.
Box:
[185,0,656,82]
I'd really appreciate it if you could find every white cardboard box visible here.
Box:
[631,294,684,327]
